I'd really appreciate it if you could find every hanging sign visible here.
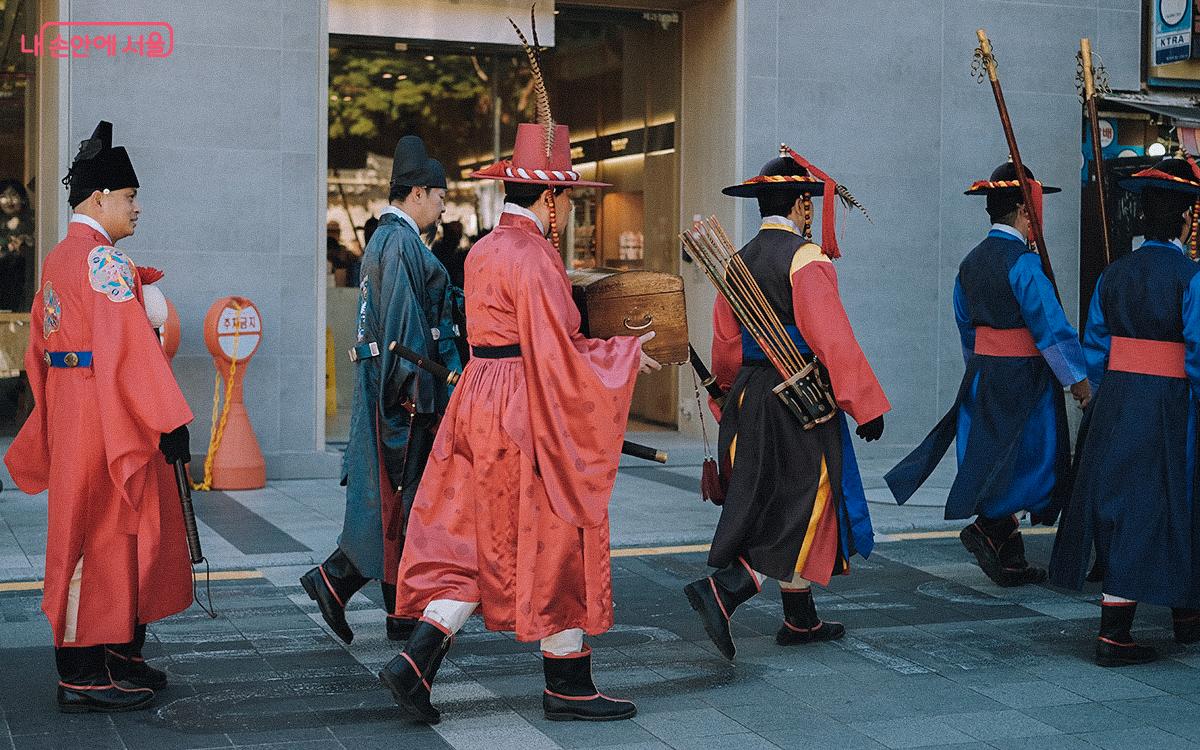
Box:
[1155,0,1192,65]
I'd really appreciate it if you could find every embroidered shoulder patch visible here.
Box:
[42,281,60,339]
[87,246,137,303]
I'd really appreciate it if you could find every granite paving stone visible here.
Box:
[4,456,1200,748]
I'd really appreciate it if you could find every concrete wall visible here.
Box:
[677,0,739,437]
[57,1,334,478]
[726,0,1140,468]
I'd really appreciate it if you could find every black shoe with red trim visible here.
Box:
[57,680,155,713]
[300,549,368,645]
[960,520,1046,587]
[106,623,167,689]
[379,619,452,724]
[105,649,167,690]
[775,588,845,645]
[55,645,154,713]
[1095,600,1157,667]
[683,558,761,661]
[542,647,636,722]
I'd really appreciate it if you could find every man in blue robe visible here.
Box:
[886,162,1089,587]
[301,136,462,644]
[1050,157,1200,666]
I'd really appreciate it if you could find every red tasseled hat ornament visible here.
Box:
[137,266,163,285]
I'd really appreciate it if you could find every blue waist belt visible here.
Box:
[44,351,92,368]
[741,325,812,360]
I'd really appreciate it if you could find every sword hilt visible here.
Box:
[389,341,460,386]
[174,459,203,564]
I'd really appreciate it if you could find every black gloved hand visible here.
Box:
[159,424,191,465]
[855,415,884,442]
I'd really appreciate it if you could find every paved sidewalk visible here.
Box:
[2,535,1198,750]
[0,432,958,585]
[13,431,1186,749]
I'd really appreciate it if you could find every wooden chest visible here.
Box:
[567,269,689,365]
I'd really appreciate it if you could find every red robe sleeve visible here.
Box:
[505,246,640,529]
[89,248,193,510]
[709,294,741,420]
[791,257,890,426]
[711,294,741,389]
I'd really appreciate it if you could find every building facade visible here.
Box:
[13,1,1143,477]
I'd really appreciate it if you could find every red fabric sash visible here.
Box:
[1108,336,1186,379]
[974,327,1039,357]
[1029,180,1044,245]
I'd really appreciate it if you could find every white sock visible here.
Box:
[780,572,813,591]
[540,628,585,656]
[422,599,478,634]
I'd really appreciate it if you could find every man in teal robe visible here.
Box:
[301,136,462,643]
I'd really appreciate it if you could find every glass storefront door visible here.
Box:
[325,6,682,440]
[0,0,38,435]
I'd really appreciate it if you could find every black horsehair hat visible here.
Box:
[391,135,447,191]
[1118,157,1200,196]
[722,153,827,198]
[964,161,1061,196]
[63,121,139,208]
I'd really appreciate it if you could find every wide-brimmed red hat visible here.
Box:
[471,123,609,188]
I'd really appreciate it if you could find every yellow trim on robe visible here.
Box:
[789,242,831,276]
[63,557,84,644]
[728,389,746,467]
[794,457,832,573]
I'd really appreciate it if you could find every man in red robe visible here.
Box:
[5,121,194,712]
[379,121,659,724]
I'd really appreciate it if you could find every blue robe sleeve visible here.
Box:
[1182,272,1200,395]
[1082,274,1111,389]
[953,276,974,364]
[1008,252,1087,386]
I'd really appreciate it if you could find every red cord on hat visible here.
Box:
[784,147,842,259]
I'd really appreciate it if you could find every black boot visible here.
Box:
[106,624,167,689]
[300,548,368,644]
[776,588,845,645]
[55,645,154,713]
[960,516,1046,587]
[683,559,760,661]
[1095,601,1157,667]
[379,620,452,724]
[1173,608,1200,645]
[542,647,636,722]
[381,582,417,642]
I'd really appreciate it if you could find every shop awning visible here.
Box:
[1101,92,1200,128]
